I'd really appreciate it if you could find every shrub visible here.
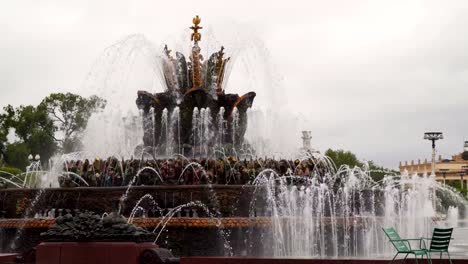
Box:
[0,166,23,188]
[0,166,22,176]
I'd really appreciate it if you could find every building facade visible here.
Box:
[399,141,468,188]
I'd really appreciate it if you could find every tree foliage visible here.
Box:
[325,148,396,182]
[0,104,57,168]
[325,149,363,169]
[40,93,106,152]
[4,142,31,170]
[0,93,106,170]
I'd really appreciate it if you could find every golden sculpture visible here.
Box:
[190,15,202,43]
[191,47,203,88]
[189,16,204,88]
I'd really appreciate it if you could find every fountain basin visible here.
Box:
[0,216,409,229]
[0,217,272,229]
[0,185,259,219]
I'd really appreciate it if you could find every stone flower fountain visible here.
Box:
[136,16,256,156]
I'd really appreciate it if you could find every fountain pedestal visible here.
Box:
[36,242,158,264]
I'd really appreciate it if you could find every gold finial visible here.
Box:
[190,15,203,43]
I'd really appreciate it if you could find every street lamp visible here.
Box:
[25,154,41,188]
[28,154,40,162]
[424,132,443,175]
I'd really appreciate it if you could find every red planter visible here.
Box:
[36,242,158,264]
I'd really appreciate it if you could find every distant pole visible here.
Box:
[424,132,443,175]
[301,131,312,150]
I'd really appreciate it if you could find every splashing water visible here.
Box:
[151,200,233,256]
[127,194,162,223]
[250,162,467,258]
[120,166,164,213]
[76,23,304,160]
[2,21,467,259]
[168,107,181,155]
[231,107,239,148]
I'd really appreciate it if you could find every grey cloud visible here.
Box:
[1,0,468,168]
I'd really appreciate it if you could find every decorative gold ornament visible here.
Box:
[190,15,203,43]
[190,16,204,88]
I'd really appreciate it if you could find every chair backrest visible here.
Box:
[382,227,410,252]
[429,228,453,251]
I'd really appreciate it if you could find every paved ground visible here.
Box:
[180,258,468,264]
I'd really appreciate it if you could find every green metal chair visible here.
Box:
[382,227,431,264]
[422,228,453,264]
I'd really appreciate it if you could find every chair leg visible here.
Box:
[440,252,442,259]
[446,251,452,264]
[402,253,409,264]
[425,252,432,264]
[391,253,399,264]
[416,255,419,264]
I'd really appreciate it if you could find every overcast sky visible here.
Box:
[1,0,468,168]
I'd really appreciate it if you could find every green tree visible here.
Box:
[0,93,105,169]
[39,93,106,152]
[325,148,397,182]
[367,160,398,182]
[4,142,30,169]
[325,148,363,169]
[0,121,6,163]
[0,104,57,168]
[0,105,14,166]
[0,105,14,153]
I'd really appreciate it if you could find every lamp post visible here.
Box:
[25,154,41,188]
[424,132,443,175]
[28,154,40,162]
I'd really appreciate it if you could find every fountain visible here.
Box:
[136,15,256,157]
[0,15,467,264]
